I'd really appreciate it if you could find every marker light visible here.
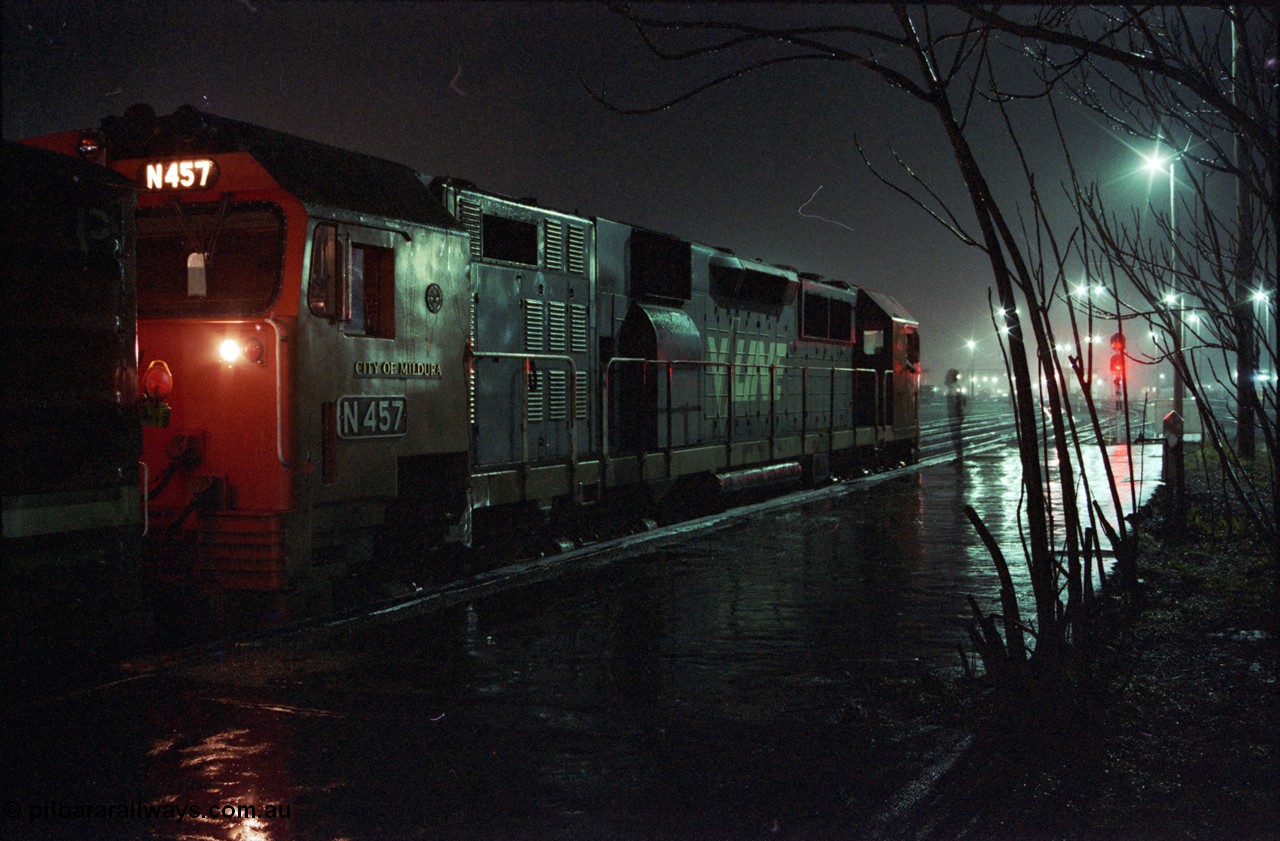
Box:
[142,360,173,400]
[243,336,265,364]
[219,339,242,363]
[77,132,104,159]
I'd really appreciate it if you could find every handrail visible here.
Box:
[882,370,895,433]
[470,350,579,483]
[268,317,289,467]
[473,351,901,496]
[140,461,149,536]
[602,357,888,482]
[602,357,737,472]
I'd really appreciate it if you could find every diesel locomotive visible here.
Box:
[2,141,142,641]
[2,141,140,560]
[24,105,920,614]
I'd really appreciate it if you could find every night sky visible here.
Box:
[3,2,1153,381]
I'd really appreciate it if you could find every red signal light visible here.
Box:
[1110,353,1125,377]
[142,360,173,400]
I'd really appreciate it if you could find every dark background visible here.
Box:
[4,1,1158,382]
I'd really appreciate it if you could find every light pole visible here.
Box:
[1143,148,1183,419]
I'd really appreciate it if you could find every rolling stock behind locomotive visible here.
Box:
[2,141,140,556]
[24,105,920,615]
[2,141,142,642]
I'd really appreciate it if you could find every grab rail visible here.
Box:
[470,350,580,484]
[601,357,886,480]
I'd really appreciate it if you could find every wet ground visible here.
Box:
[2,426,1163,840]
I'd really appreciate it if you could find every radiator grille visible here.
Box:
[458,198,482,259]
[524,299,544,351]
[545,220,564,270]
[566,225,586,274]
[548,370,568,421]
[469,294,477,424]
[570,303,589,353]
[527,381,544,424]
[547,301,567,352]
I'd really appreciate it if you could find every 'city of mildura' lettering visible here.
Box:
[353,361,442,378]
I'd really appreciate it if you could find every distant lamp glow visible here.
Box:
[219,338,242,363]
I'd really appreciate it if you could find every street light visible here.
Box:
[1143,146,1184,418]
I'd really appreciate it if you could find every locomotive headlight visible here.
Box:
[219,338,243,363]
[218,336,266,365]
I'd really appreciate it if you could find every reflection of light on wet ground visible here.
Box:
[144,709,295,841]
[950,443,1163,613]
[7,444,1166,840]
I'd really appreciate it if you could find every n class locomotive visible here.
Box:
[24,105,920,616]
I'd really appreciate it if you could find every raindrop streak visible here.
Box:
[798,185,857,233]
[451,66,469,97]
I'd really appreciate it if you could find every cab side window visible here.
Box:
[307,223,395,338]
[346,242,395,338]
[307,223,339,317]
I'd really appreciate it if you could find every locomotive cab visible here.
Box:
[25,107,473,617]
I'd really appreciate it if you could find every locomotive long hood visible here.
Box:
[859,288,918,327]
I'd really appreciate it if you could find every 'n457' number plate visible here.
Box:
[338,395,407,439]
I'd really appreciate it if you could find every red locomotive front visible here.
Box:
[24,106,475,617]
[131,167,300,593]
[45,142,311,598]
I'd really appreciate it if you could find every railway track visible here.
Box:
[917,409,1018,464]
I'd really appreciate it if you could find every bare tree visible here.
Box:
[961,5,1278,537]
[589,2,1277,680]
